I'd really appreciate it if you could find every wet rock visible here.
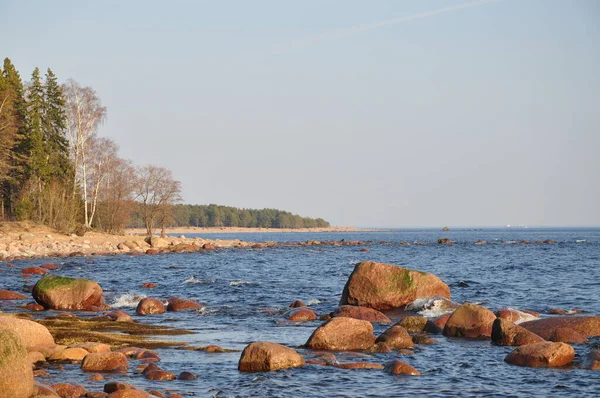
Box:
[141,363,162,375]
[40,263,58,269]
[383,360,421,375]
[285,307,317,321]
[396,316,442,334]
[0,315,55,348]
[431,313,452,330]
[0,330,34,398]
[305,317,375,351]
[141,283,156,289]
[504,341,575,367]
[135,298,165,315]
[51,383,86,398]
[145,249,159,255]
[81,352,128,372]
[339,261,451,310]
[22,266,49,275]
[437,238,453,245]
[88,374,104,381]
[104,382,135,393]
[520,316,600,339]
[366,342,393,353]
[135,350,160,361]
[251,243,265,249]
[0,289,28,299]
[443,303,496,338]
[548,327,589,343]
[115,347,145,358]
[106,311,133,322]
[145,370,176,380]
[495,308,540,324]
[335,362,383,370]
[491,318,545,346]
[203,345,226,353]
[238,342,305,372]
[32,275,106,311]
[375,325,414,349]
[49,347,89,361]
[289,300,305,308]
[24,302,46,311]
[178,371,197,380]
[585,350,600,370]
[332,305,391,323]
[166,297,204,312]
[411,334,438,345]
[202,243,215,250]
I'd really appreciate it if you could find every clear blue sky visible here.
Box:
[3,0,599,227]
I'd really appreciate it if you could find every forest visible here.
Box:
[0,58,330,234]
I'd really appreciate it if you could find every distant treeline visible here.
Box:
[129,204,330,229]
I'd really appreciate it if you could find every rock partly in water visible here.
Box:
[548,327,589,343]
[81,352,128,372]
[32,275,106,311]
[238,342,305,372]
[135,298,165,315]
[285,307,317,321]
[339,261,451,310]
[305,317,376,351]
[520,316,600,339]
[504,341,575,367]
[0,330,34,398]
[491,318,545,346]
[166,297,204,312]
[443,303,496,338]
[396,316,442,334]
[495,308,540,324]
[375,325,414,349]
[383,360,421,375]
[0,289,28,300]
[332,305,391,323]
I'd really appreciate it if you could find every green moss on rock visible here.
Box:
[34,275,80,293]
[0,330,26,367]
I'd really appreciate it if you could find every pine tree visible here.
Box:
[25,67,49,182]
[43,68,70,180]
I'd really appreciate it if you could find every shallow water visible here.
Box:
[2,228,600,397]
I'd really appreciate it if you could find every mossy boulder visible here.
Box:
[32,275,106,311]
[0,330,34,398]
[339,261,450,310]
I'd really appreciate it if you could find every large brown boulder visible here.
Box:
[333,305,391,323]
[32,275,106,311]
[238,342,305,372]
[285,307,317,321]
[305,317,375,351]
[0,330,34,398]
[520,316,600,339]
[51,383,87,398]
[376,325,414,349]
[0,315,55,348]
[339,261,450,310]
[81,352,128,372]
[443,303,496,338]
[504,342,575,367]
[135,298,165,315]
[166,297,204,312]
[548,327,589,343]
[491,318,545,346]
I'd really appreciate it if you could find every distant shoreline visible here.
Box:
[125,226,375,235]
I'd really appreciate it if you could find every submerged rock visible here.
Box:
[0,330,34,398]
[504,342,575,367]
[383,360,421,375]
[32,275,106,311]
[136,298,165,315]
[166,297,204,312]
[0,289,28,300]
[238,342,305,372]
[443,303,496,338]
[339,261,451,310]
[305,317,375,351]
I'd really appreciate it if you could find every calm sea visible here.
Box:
[2,228,599,397]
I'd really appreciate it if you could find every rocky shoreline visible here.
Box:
[0,257,598,397]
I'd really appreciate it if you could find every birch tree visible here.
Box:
[63,79,106,228]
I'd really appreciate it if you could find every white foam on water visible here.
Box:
[184,276,214,284]
[229,281,255,286]
[406,296,459,318]
[111,293,146,308]
[576,239,587,243]
[506,308,540,324]
[307,299,322,305]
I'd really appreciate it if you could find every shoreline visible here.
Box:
[125,226,367,235]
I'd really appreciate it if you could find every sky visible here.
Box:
[2,0,599,227]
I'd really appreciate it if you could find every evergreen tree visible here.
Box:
[25,67,49,182]
[43,68,70,180]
